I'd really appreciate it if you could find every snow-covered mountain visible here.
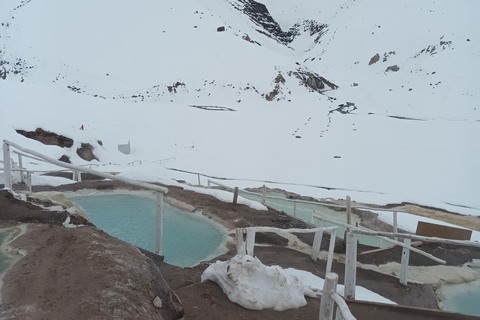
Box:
[1,0,479,215]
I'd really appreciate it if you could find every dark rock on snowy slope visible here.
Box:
[16,128,74,148]
[77,143,99,161]
[227,0,327,45]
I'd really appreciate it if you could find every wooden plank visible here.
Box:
[344,233,357,300]
[416,221,472,241]
[358,241,422,256]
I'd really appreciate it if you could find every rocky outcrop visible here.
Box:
[369,53,380,65]
[16,128,74,148]
[228,0,327,45]
[76,143,99,162]
[289,70,338,92]
[386,65,400,72]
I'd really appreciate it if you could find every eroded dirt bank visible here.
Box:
[2,180,480,319]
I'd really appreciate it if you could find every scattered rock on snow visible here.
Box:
[385,65,400,72]
[369,53,380,65]
[76,143,98,161]
[16,128,74,148]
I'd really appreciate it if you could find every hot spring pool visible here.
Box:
[441,278,480,316]
[69,192,226,267]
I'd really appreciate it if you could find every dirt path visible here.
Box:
[3,180,480,319]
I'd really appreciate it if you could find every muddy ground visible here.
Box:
[1,179,480,319]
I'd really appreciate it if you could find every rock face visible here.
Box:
[77,143,99,161]
[386,65,400,72]
[369,53,380,65]
[16,128,74,148]
[289,70,338,92]
[229,0,327,45]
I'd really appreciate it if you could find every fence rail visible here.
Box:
[2,139,168,255]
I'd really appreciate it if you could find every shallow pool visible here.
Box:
[442,278,480,316]
[69,193,225,267]
[238,190,392,249]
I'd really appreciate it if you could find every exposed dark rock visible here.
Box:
[97,140,103,146]
[274,73,286,84]
[167,82,186,93]
[16,128,74,148]
[217,26,225,32]
[289,69,338,92]
[329,102,357,115]
[385,65,400,72]
[76,143,98,162]
[242,33,261,46]
[229,0,327,45]
[58,155,71,163]
[369,53,380,65]
[0,66,6,79]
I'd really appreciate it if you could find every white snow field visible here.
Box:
[1,0,479,217]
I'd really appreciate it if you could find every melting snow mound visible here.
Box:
[201,254,317,311]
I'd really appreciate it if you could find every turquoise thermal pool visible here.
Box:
[441,278,480,316]
[69,193,225,267]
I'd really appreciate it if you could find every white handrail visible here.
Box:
[320,273,357,320]
[3,140,168,194]
[331,292,356,320]
[313,213,446,264]
[3,139,168,255]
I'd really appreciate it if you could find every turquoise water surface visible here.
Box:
[442,279,480,316]
[69,193,225,267]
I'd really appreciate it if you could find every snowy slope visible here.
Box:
[1,0,479,216]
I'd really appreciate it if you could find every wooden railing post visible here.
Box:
[246,229,256,256]
[393,211,398,241]
[400,238,411,285]
[26,172,32,192]
[2,142,12,189]
[262,184,266,204]
[233,187,239,204]
[311,219,325,261]
[293,201,297,217]
[344,232,357,300]
[155,192,164,255]
[319,273,338,320]
[326,229,337,275]
[17,153,25,184]
[346,196,352,232]
[197,173,201,186]
[236,229,246,256]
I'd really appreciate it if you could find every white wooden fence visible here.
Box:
[235,225,338,268]
[320,273,357,320]
[234,226,356,320]
[2,139,169,255]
